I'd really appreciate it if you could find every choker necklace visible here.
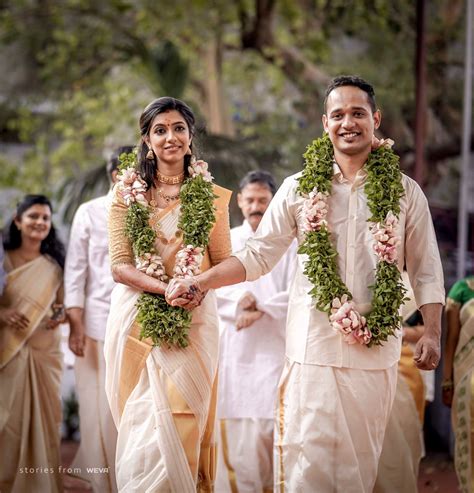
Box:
[157,170,185,185]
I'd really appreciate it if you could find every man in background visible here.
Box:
[64,146,133,493]
[216,170,296,493]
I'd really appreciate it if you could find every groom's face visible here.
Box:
[322,85,381,157]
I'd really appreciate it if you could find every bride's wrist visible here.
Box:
[151,280,167,295]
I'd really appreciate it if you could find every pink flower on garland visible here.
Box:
[371,211,400,264]
[189,159,213,183]
[174,245,204,278]
[136,252,168,281]
[302,189,329,232]
[118,167,148,206]
[344,325,372,345]
[329,294,370,345]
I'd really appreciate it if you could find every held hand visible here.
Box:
[236,310,263,330]
[166,278,194,304]
[237,292,257,312]
[0,308,30,331]
[165,278,206,310]
[413,334,440,370]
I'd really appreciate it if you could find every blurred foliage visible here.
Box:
[0,0,469,222]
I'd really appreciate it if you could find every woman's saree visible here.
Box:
[0,254,63,493]
[452,296,474,492]
[105,184,231,492]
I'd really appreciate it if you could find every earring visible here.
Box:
[146,146,154,160]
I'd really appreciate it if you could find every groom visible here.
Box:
[167,75,444,492]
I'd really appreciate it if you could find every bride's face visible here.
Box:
[146,109,192,168]
[15,204,52,243]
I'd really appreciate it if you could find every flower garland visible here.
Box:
[297,133,406,347]
[117,152,216,348]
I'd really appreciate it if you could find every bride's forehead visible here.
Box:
[151,110,187,127]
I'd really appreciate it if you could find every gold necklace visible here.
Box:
[156,170,185,185]
[149,195,183,245]
[156,187,180,204]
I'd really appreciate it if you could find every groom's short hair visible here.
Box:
[324,75,377,113]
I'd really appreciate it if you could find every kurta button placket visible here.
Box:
[346,185,358,293]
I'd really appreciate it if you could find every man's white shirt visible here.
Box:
[217,220,296,419]
[64,192,116,341]
[234,168,445,369]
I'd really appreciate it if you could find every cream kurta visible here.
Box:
[234,166,445,369]
[233,165,444,492]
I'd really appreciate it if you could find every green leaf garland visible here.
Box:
[178,175,217,247]
[120,154,216,348]
[297,133,406,347]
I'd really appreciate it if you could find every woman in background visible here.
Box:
[443,275,474,493]
[0,194,66,493]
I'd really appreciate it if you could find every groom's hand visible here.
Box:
[413,333,440,370]
[165,278,206,311]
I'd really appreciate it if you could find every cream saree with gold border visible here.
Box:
[452,298,474,493]
[105,184,231,493]
[0,254,63,493]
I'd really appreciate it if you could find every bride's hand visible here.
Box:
[165,278,207,311]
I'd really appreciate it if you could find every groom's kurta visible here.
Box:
[233,164,445,492]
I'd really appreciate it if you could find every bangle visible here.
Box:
[51,303,66,322]
[441,379,454,390]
